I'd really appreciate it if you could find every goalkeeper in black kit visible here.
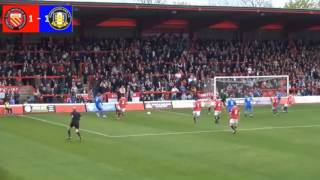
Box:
[67,107,82,141]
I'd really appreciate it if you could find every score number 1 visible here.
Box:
[29,15,33,23]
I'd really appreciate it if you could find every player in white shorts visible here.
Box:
[193,111,200,117]
[116,104,126,113]
[205,98,215,114]
[116,96,127,120]
[193,100,202,124]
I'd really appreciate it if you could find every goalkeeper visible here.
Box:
[220,90,227,106]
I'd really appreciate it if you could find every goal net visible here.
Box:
[213,75,289,98]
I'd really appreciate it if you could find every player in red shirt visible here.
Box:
[229,103,240,134]
[193,99,202,124]
[206,97,215,114]
[271,96,278,115]
[214,99,223,124]
[116,96,127,119]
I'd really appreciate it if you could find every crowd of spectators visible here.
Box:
[0,34,319,103]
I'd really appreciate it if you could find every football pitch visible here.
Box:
[1,105,320,180]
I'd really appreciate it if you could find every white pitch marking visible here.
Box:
[23,115,320,138]
[23,115,114,138]
[110,124,320,138]
[161,110,191,117]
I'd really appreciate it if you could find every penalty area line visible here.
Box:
[22,115,320,138]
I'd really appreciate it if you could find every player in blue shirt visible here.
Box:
[244,95,254,117]
[276,92,282,112]
[95,93,106,118]
[227,97,236,113]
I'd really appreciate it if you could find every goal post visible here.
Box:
[213,75,290,99]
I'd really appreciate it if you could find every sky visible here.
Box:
[272,0,289,7]
[44,0,290,7]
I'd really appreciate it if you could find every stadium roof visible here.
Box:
[1,1,320,32]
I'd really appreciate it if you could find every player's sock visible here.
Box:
[273,110,277,115]
[67,129,71,139]
[77,132,82,141]
[194,117,199,124]
[231,126,236,134]
[214,116,219,124]
[233,127,237,134]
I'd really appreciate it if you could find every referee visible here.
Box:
[67,107,82,141]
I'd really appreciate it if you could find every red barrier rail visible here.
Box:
[0,62,70,67]
[0,49,209,54]
[37,86,320,98]
[1,60,251,69]
[0,75,78,80]
[41,94,69,97]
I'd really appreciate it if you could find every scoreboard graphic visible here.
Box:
[2,5,73,33]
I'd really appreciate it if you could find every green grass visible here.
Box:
[1,105,320,180]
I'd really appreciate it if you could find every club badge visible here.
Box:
[4,8,27,30]
[47,7,71,30]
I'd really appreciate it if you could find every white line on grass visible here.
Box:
[22,115,114,138]
[23,115,320,138]
[109,124,320,138]
[164,110,191,117]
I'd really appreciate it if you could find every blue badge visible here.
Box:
[39,5,72,32]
